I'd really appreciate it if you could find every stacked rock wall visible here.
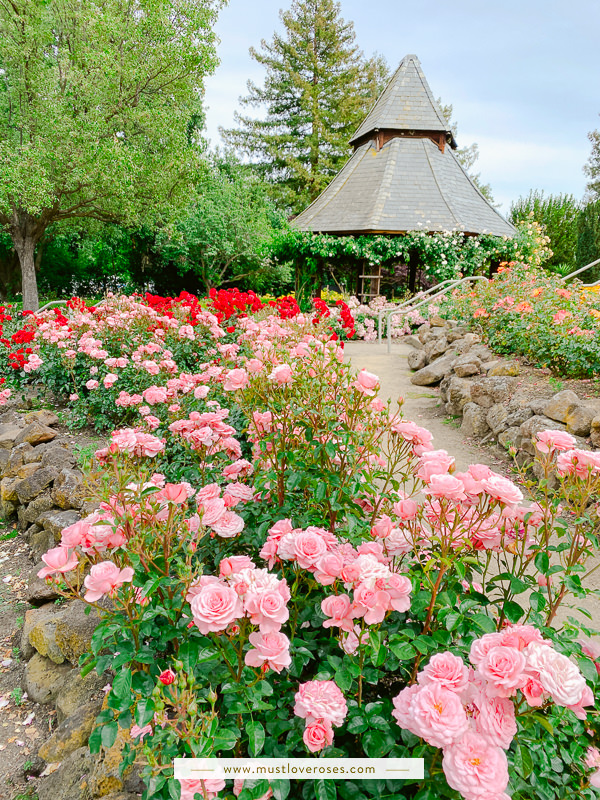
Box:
[407,319,600,467]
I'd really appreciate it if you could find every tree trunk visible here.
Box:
[10,214,44,311]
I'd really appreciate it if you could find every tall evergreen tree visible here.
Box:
[221,0,388,214]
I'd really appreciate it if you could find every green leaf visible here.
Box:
[531,713,554,735]
[213,728,238,751]
[529,592,546,612]
[362,729,395,758]
[100,720,118,749]
[502,600,524,624]
[111,668,132,701]
[534,551,550,575]
[315,779,337,800]
[335,668,353,692]
[246,720,265,756]
[471,613,496,633]
[389,641,416,661]
[135,698,155,728]
[271,780,290,800]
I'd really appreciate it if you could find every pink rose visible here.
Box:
[524,641,587,707]
[480,474,523,506]
[321,594,355,632]
[353,369,379,396]
[143,385,168,405]
[244,631,291,673]
[313,551,345,585]
[202,497,226,526]
[223,368,249,391]
[83,561,134,602]
[392,498,418,521]
[474,694,517,749]
[303,720,334,752]
[244,589,289,632]
[293,531,328,569]
[37,546,79,579]
[416,450,455,481]
[478,646,526,697]
[424,473,466,501]
[294,680,347,727]
[536,429,577,454]
[443,732,509,798]
[469,633,504,666]
[190,582,243,634]
[268,364,293,384]
[211,511,245,538]
[408,683,469,747]
[159,483,189,504]
[86,379,99,390]
[219,556,255,577]
[418,652,469,695]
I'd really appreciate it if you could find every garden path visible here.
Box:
[344,340,503,473]
[344,340,600,631]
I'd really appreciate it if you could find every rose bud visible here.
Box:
[158,668,176,685]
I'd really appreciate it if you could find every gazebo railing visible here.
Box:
[377,279,458,344]
[384,275,489,353]
[560,257,600,284]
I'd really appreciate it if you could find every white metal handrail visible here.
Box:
[37,299,68,313]
[377,279,458,344]
[560,257,600,283]
[386,275,489,353]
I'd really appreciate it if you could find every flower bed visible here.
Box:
[4,292,600,800]
[440,263,600,379]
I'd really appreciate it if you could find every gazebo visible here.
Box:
[292,54,515,298]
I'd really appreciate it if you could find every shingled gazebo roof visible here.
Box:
[293,54,515,238]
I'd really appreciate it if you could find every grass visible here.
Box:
[0,529,18,542]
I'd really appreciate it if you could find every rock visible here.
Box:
[403,334,424,349]
[38,508,81,540]
[41,446,77,471]
[0,449,9,477]
[453,339,472,354]
[447,328,467,343]
[480,359,500,373]
[29,601,103,665]
[506,406,534,428]
[52,468,88,510]
[528,398,550,415]
[468,345,496,363]
[38,701,101,762]
[469,377,518,409]
[591,415,600,448]
[22,491,56,523]
[54,600,104,664]
[16,461,42,479]
[0,476,20,503]
[15,466,58,503]
[36,746,95,800]
[444,377,472,416]
[429,313,447,327]
[488,361,521,377]
[454,361,480,378]
[24,652,72,704]
[26,562,61,605]
[0,498,17,518]
[6,442,35,476]
[424,336,448,361]
[463,333,481,346]
[30,529,56,561]
[0,422,23,449]
[565,405,596,437]
[23,522,42,543]
[89,728,142,798]
[461,403,490,438]
[407,349,428,370]
[410,354,456,386]
[56,668,109,723]
[25,409,60,427]
[543,390,580,423]
[498,426,521,449]
[21,605,53,660]
[486,404,509,434]
[14,422,58,447]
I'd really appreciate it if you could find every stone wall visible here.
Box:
[0,409,140,799]
[406,318,600,470]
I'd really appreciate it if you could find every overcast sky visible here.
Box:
[203,0,600,212]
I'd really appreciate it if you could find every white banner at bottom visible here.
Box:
[174,757,424,781]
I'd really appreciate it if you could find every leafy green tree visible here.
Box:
[0,0,222,310]
[221,0,388,214]
[153,155,290,292]
[577,199,600,280]
[510,191,580,270]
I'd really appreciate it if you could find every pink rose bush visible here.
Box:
[23,292,600,800]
